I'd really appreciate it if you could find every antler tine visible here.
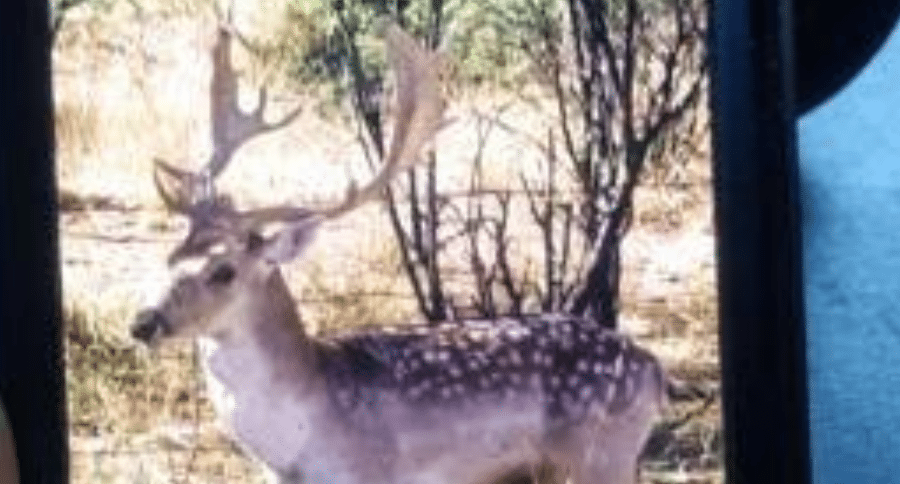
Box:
[319,23,449,220]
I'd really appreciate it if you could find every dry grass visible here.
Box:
[55,4,721,483]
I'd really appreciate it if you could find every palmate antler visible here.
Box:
[152,14,303,263]
[320,23,450,219]
[153,21,450,264]
[155,24,303,206]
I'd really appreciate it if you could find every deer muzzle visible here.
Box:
[131,309,173,344]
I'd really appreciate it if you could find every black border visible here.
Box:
[0,2,69,483]
[710,0,811,482]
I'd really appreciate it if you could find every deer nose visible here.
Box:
[132,310,171,344]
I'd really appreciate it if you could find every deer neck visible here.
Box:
[202,270,319,400]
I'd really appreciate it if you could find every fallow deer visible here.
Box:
[132,19,667,484]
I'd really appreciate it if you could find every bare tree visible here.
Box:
[559,0,707,327]
[472,0,707,327]
[333,0,707,329]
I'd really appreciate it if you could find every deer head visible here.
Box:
[132,21,449,345]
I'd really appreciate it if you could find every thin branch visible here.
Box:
[642,70,706,153]
[520,174,550,308]
[558,202,575,305]
[493,192,524,316]
[426,153,447,321]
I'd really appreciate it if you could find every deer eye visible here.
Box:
[245,231,265,253]
[207,263,236,285]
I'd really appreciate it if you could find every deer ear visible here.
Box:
[257,219,320,263]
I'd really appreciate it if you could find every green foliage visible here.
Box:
[51,0,115,19]
[267,0,571,94]
[484,0,564,86]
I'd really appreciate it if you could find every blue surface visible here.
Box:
[799,19,900,483]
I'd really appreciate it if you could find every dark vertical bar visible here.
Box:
[709,0,810,483]
[0,2,69,483]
